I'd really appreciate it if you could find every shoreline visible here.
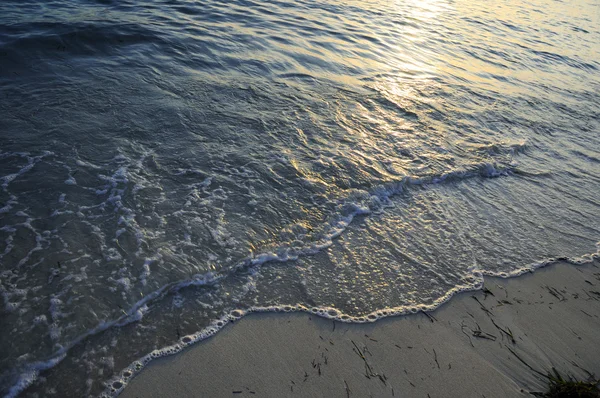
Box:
[119,260,600,397]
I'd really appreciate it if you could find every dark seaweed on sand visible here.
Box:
[532,368,600,398]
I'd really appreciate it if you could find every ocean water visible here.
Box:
[0,0,599,395]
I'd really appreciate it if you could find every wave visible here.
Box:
[0,21,165,55]
[0,152,535,397]
[101,243,599,398]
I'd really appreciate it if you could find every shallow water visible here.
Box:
[0,0,599,396]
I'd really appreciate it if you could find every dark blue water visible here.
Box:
[1,0,599,396]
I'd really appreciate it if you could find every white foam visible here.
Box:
[115,278,132,292]
[64,177,77,185]
[482,242,600,278]
[98,243,598,398]
[0,195,18,214]
[4,353,66,398]
[76,159,102,169]
[0,152,52,190]
[0,149,576,398]
[139,258,154,286]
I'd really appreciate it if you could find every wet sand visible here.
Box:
[120,261,600,397]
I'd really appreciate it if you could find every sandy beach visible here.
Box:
[119,260,600,398]
[3,0,599,395]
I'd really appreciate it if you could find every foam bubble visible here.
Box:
[97,247,598,398]
[4,142,594,398]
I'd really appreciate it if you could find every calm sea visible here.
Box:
[0,0,598,396]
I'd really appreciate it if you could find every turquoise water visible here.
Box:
[0,0,599,396]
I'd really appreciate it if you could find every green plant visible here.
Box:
[532,368,600,398]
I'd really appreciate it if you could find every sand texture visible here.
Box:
[120,261,600,398]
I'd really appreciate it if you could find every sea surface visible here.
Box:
[0,0,599,396]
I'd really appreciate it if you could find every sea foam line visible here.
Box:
[3,158,527,397]
[101,242,600,398]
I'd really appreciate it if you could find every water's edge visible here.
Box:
[4,162,526,397]
[102,248,599,398]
